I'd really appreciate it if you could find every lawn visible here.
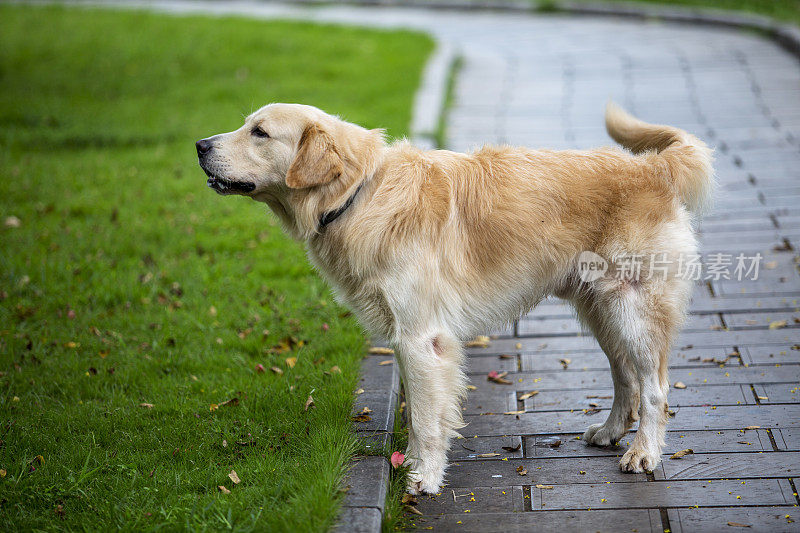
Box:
[0,4,431,531]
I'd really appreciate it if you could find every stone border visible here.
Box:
[275,0,800,61]
[336,346,400,532]
[411,40,456,150]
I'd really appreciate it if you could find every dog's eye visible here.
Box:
[251,126,269,138]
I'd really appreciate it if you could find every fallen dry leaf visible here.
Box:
[270,366,283,375]
[285,357,297,368]
[218,485,230,494]
[219,397,239,408]
[405,505,423,516]
[536,484,554,489]
[305,395,315,411]
[744,425,760,430]
[670,448,694,459]
[358,406,373,415]
[559,358,571,369]
[727,522,751,528]
[0,469,6,478]
[465,335,491,348]
[466,385,478,391]
[516,465,527,476]
[378,360,393,366]
[769,320,787,330]
[499,354,514,359]
[502,444,521,452]
[487,371,512,385]
[228,470,241,484]
[504,410,525,415]
[329,365,341,374]
[402,494,417,505]
[368,346,394,355]
[355,388,365,395]
[519,391,539,400]
[139,403,154,409]
[586,395,612,399]
[674,381,687,389]
[478,453,500,458]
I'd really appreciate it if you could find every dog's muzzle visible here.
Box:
[196,138,256,194]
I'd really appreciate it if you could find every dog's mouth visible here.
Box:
[202,167,256,195]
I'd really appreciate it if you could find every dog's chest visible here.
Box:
[306,240,396,338]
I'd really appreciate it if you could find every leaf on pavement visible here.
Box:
[368,347,394,355]
[670,448,694,459]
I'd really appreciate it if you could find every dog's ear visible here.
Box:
[285,123,344,189]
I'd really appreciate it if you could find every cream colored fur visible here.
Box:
[197,102,714,494]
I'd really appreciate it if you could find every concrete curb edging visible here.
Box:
[335,347,401,532]
[411,40,457,150]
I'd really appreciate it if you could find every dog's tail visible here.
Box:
[605,102,714,216]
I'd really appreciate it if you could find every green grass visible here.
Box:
[0,4,432,531]
[540,0,800,25]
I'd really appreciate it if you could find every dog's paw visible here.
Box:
[404,456,445,495]
[405,471,442,496]
[619,446,660,473]
[582,422,624,447]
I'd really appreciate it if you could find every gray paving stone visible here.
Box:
[413,486,523,514]
[534,479,794,510]
[658,451,800,480]
[668,507,800,533]
[352,390,395,433]
[412,509,662,533]
[463,404,800,436]
[334,507,382,533]
[775,428,800,450]
[523,384,753,412]
[525,429,773,458]
[444,456,646,487]
[357,355,399,395]
[342,456,389,511]
[449,436,523,461]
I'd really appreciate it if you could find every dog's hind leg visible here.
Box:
[577,275,690,472]
[570,290,640,447]
[396,332,467,495]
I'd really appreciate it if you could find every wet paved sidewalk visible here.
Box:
[407,12,800,533]
[88,2,800,530]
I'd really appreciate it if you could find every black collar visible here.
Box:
[318,182,365,231]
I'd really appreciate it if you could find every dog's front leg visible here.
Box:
[397,332,467,495]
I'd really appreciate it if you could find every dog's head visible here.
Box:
[196,104,384,235]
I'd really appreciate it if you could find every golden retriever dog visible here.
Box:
[196,102,713,494]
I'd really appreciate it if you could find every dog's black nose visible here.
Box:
[196,138,213,156]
